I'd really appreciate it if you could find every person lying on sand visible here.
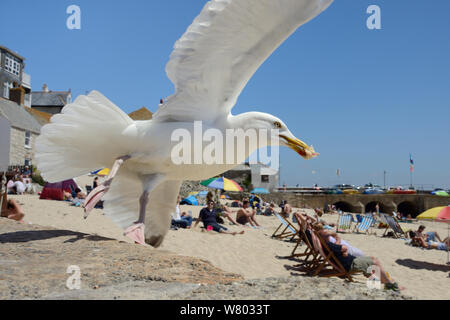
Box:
[235,200,261,227]
[296,212,403,291]
[409,231,449,251]
[1,199,25,222]
[193,200,244,235]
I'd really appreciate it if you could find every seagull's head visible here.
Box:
[233,112,319,160]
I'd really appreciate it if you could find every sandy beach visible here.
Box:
[3,192,449,300]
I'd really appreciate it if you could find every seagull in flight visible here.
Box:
[36,0,331,247]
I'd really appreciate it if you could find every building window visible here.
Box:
[261,175,269,183]
[25,131,31,148]
[5,54,20,76]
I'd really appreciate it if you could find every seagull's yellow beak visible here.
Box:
[280,135,319,160]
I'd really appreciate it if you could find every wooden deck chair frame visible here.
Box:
[336,213,353,233]
[272,212,299,241]
[289,226,319,269]
[353,214,376,235]
[309,230,358,282]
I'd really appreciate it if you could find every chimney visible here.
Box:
[42,84,49,92]
[9,86,25,106]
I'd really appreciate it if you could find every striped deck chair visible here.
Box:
[308,230,357,281]
[336,213,353,233]
[381,213,408,239]
[272,212,299,241]
[353,214,375,234]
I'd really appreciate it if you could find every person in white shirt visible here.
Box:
[171,195,193,228]
[14,180,26,195]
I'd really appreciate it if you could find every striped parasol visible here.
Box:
[200,177,243,192]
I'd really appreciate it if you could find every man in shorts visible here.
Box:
[193,201,244,235]
[325,240,403,291]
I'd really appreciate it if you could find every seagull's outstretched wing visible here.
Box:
[153,0,333,122]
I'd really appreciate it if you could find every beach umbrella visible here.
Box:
[220,194,230,199]
[417,206,450,264]
[251,187,269,194]
[417,206,450,221]
[200,177,243,192]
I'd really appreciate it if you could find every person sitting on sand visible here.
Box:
[263,203,275,216]
[235,200,261,227]
[171,195,193,229]
[193,200,244,235]
[296,212,403,291]
[1,199,25,222]
[416,225,443,243]
[13,178,26,195]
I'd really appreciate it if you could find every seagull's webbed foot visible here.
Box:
[124,223,147,245]
[83,155,130,219]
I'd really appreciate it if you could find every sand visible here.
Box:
[5,193,450,300]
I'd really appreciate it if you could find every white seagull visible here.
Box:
[35,0,331,247]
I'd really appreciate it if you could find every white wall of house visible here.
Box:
[9,127,38,166]
[0,117,10,171]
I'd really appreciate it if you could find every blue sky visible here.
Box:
[1,0,449,189]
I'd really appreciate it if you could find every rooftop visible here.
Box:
[0,45,25,61]
[24,107,52,126]
[128,107,153,120]
[0,98,41,133]
[31,91,71,107]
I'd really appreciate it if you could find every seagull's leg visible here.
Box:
[123,174,165,245]
[83,155,131,218]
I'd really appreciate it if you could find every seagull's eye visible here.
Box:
[273,121,282,129]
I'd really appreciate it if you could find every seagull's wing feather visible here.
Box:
[153,0,333,122]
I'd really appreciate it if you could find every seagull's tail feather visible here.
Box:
[35,90,134,183]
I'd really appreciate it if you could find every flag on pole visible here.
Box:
[409,154,414,173]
